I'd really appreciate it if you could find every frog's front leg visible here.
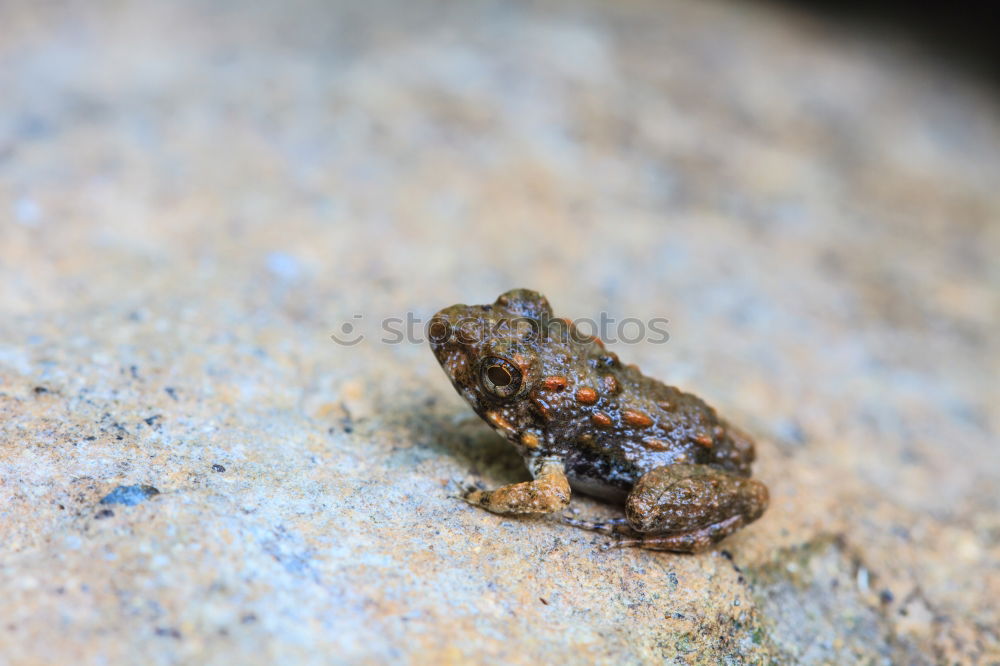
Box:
[617,464,769,553]
[462,459,571,515]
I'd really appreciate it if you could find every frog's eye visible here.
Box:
[480,356,523,399]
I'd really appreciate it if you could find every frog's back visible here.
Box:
[556,358,756,502]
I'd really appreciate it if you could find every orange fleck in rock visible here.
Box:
[642,437,669,451]
[575,387,598,405]
[591,411,613,428]
[542,376,567,391]
[623,409,653,428]
[602,374,621,394]
[694,433,714,448]
[520,432,540,449]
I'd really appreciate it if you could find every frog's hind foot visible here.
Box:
[600,514,744,553]
[557,514,635,537]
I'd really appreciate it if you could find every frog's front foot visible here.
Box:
[617,464,768,553]
[456,460,571,516]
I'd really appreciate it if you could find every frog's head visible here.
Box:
[428,289,562,444]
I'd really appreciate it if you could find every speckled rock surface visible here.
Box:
[1,1,998,664]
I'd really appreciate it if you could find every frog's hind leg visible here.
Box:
[616,464,769,553]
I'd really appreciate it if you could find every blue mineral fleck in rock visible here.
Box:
[99,485,160,506]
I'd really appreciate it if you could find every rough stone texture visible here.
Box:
[1,1,998,664]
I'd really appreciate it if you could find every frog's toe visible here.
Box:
[448,479,484,502]
[598,536,645,553]
[598,536,642,552]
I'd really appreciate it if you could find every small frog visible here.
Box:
[429,289,768,552]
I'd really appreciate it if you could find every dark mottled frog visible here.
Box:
[429,289,768,552]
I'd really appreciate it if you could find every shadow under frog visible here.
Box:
[428,288,769,553]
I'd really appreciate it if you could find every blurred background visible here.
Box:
[1,1,997,664]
